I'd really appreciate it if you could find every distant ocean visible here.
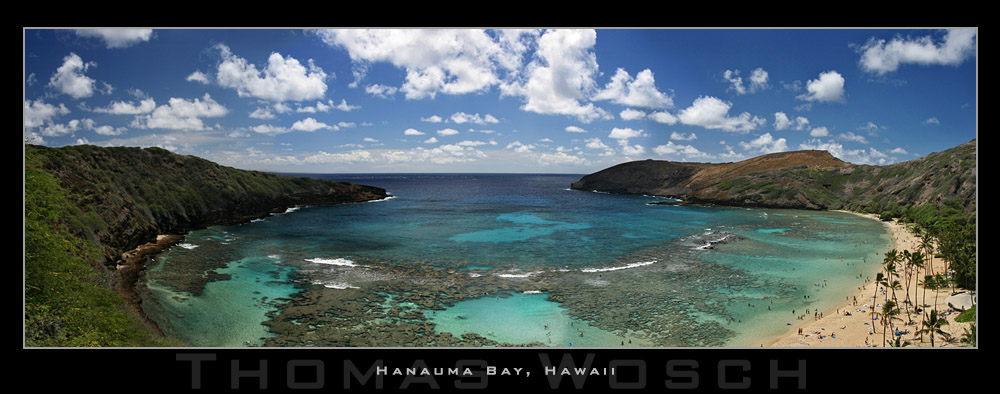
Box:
[138,174,890,347]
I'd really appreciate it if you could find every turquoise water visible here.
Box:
[139,174,890,347]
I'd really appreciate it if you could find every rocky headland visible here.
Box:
[24,144,388,346]
[572,139,976,215]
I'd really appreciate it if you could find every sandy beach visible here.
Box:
[767,211,975,347]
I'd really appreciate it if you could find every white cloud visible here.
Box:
[437,128,460,136]
[539,151,588,166]
[923,117,940,125]
[249,107,276,120]
[723,68,767,95]
[584,137,611,150]
[49,53,98,99]
[670,131,697,141]
[500,29,610,123]
[739,133,788,154]
[619,108,646,121]
[608,127,645,140]
[365,84,398,98]
[798,139,896,165]
[677,96,765,132]
[593,68,673,108]
[506,141,536,153]
[186,70,210,84]
[316,29,530,100]
[653,141,709,159]
[74,29,153,48]
[565,126,588,133]
[93,98,157,115]
[24,100,70,129]
[649,111,678,125]
[450,112,499,125]
[252,124,291,135]
[132,93,228,130]
[856,29,977,75]
[797,71,845,103]
[617,139,646,156]
[421,115,443,123]
[809,126,829,137]
[333,99,360,111]
[773,112,810,131]
[214,43,328,102]
[838,131,868,144]
[889,147,910,155]
[423,137,439,144]
[404,128,426,136]
[291,117,335,132]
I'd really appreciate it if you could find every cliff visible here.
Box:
[24,144,387,346]
[572,139,977,215]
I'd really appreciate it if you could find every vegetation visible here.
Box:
[25,165,177,346]
[24,144,385,346]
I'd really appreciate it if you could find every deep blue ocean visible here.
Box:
[139,174,890,347]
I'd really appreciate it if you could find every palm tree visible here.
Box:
[877,300,899,347]
[918,230,936,312]
[919,309,951,347]
[903,250,924,324]
[960,323,976,347]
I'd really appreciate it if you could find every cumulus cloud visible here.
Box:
[856,29,977,75]
[74,29,153,48]
[506,141,536,153]
[798,139,896,165]
[423,137,439,144]
[500,29,610,123]
[565,126,587,133]
[132,93,228,130]
[797,71,845,103]
[93,98,157,115]
[252,124,291,135]
[619,108,646,121]
[291,117,335,132]
[316,29,532,100]
[838,131,868,144]
[677,96,766,132]
[450,112,499,125]
[421,115,443,123]
[404,128,426,136]
[722,67,768,94]
[649,111,678,125]
[653,141,709,159]
[809,126,829,137]
[214,43,328,102]
[923,117,940,125]
[608,127,645,140]
[49,53,98,99]
[593,68,673,108]
[773,112,810,131]
[437,128,460,136]
[186,70,210,84]
[739,133,788,154]
[538,151,588,166]
[24,100,70,129]
[584,137,611,150]
[365,84,398,98]
[670,131,697,141]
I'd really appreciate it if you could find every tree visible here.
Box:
[919,309,951,347]
[877,300,900,347]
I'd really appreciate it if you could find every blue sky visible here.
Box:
[24,28,977,174]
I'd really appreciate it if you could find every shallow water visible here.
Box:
[138,174,890,347]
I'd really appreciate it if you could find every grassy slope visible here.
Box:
[24,144,385,347]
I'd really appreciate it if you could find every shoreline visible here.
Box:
[767,210,973,347]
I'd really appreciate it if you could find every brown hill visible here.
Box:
[572,140,975,213]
